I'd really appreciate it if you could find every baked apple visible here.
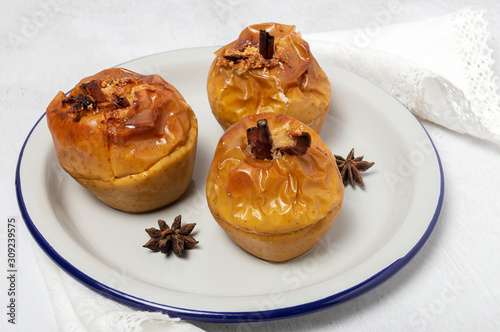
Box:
[207,23,332,133]
[46,68,198,213]
[206,113,344,262]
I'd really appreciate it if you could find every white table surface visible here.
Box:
[1,1,500,331]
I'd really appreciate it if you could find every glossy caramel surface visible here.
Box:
[46,68,193,181]
[207,23,332,132]
[206,113,344,234]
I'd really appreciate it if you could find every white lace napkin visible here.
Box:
[35,7,499,332]
[305,7,500,144]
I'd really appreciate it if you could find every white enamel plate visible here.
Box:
[16,47,443,323]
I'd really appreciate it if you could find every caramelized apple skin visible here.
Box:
[46,68,198,212]
[206,113,344,261]
[207,23,332,132]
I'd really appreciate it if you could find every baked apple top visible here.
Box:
[206,113,344,234]
[207,23,332,131]
[46,68,194,181]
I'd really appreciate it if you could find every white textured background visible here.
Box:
[1,1,500,331]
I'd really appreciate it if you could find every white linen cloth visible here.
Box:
[10,6,500,332]
[34,247,203,332]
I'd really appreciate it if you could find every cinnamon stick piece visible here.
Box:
[247,119,273,160]
[259,29,274,59]
[80,80,107,103]
[276,132,311,156]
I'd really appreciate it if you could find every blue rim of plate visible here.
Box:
[15,59,444,324]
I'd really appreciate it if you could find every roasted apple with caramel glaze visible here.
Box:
[46,68,198,213]
[206,113,344,262]
[207,23,332,132]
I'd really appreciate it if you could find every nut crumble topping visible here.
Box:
[217,44,288,74]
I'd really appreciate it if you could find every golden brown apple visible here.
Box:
[206,113,344,262]
[46,68,198,213]
[207,23,332,133]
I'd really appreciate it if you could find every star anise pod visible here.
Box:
[143,215,198,256]
[335,148,375,187]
